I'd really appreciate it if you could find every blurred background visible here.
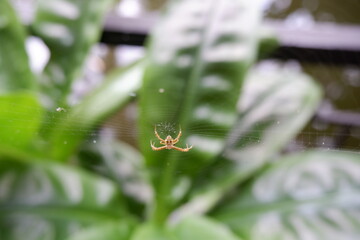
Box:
[1,0,360,239]
[12,0,360,152]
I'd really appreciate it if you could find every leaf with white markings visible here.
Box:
[140,0,263,175]
[66,222,135,240]
[0,0,37,93]
[0,161,126,240]
[49,61,143,161]
[130,216,242,240]
[212,150,360,240]
[139,0,265,222]
[171,65,322,221]
[77,135,152,207]
[32,0,113,109]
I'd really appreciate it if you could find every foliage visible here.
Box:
[31,0,114,109]
[0,0,36,93]
[0,161,127,240]
[211,150,360,240]
[0,0,359,239]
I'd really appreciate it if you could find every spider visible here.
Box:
[150,126,193,152]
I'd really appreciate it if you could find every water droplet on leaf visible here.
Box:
[56,107,66,112]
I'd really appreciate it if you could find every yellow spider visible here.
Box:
[150,127,193,152]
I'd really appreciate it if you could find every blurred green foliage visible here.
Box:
[0,0,36,92]
[0,0,359,239]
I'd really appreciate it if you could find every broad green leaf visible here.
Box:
[139,0,265,221]
[0,93,42,152]
[140,0,263,174]
[131,224,175,240]
[130,216,242,240]
[172,216,242,240]
[77,134,152,212]
[50,62,143,161]
[0,0,36,92]
[32,0,113,109]
[0,161,126,240]
[172,65,322,222]
[212,150,360,240]
[66,221,135,240]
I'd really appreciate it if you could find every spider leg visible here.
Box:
[154,126,165,142]
[152,146,167,151]
[173,127,182,142]
[150,141,167,151]
[172,144,193,152]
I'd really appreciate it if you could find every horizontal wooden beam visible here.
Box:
[101,15,360,65]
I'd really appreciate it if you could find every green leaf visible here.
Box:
[130,216,242,240]
[50,62,144,161]
[32,0,113,109]
[0,0,36,93]
[212,150,360,240]
[77,134,152,210]
[0,93,42,152]
[140,0,263,174]
[172,65,322,222]
[131,224,175,240]
[173,216,242,240]
[139,0,264,223]
[0,161,126,240]
[66,221,135,240]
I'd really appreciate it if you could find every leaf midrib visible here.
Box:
[178,0,219,128]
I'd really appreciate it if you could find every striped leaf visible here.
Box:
[130,216,242,240]
[66,222,135,240]
[49,62,143,161]
[0,0,36,93]
[32,0,113,109]
[140,0,263,174]
[171,65,322,222]
[0,162,126,240]
[138,0,265,222]
[212,150,360,240]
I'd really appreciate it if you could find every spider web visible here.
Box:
[12,39,359,173]
[8,0,360,173]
